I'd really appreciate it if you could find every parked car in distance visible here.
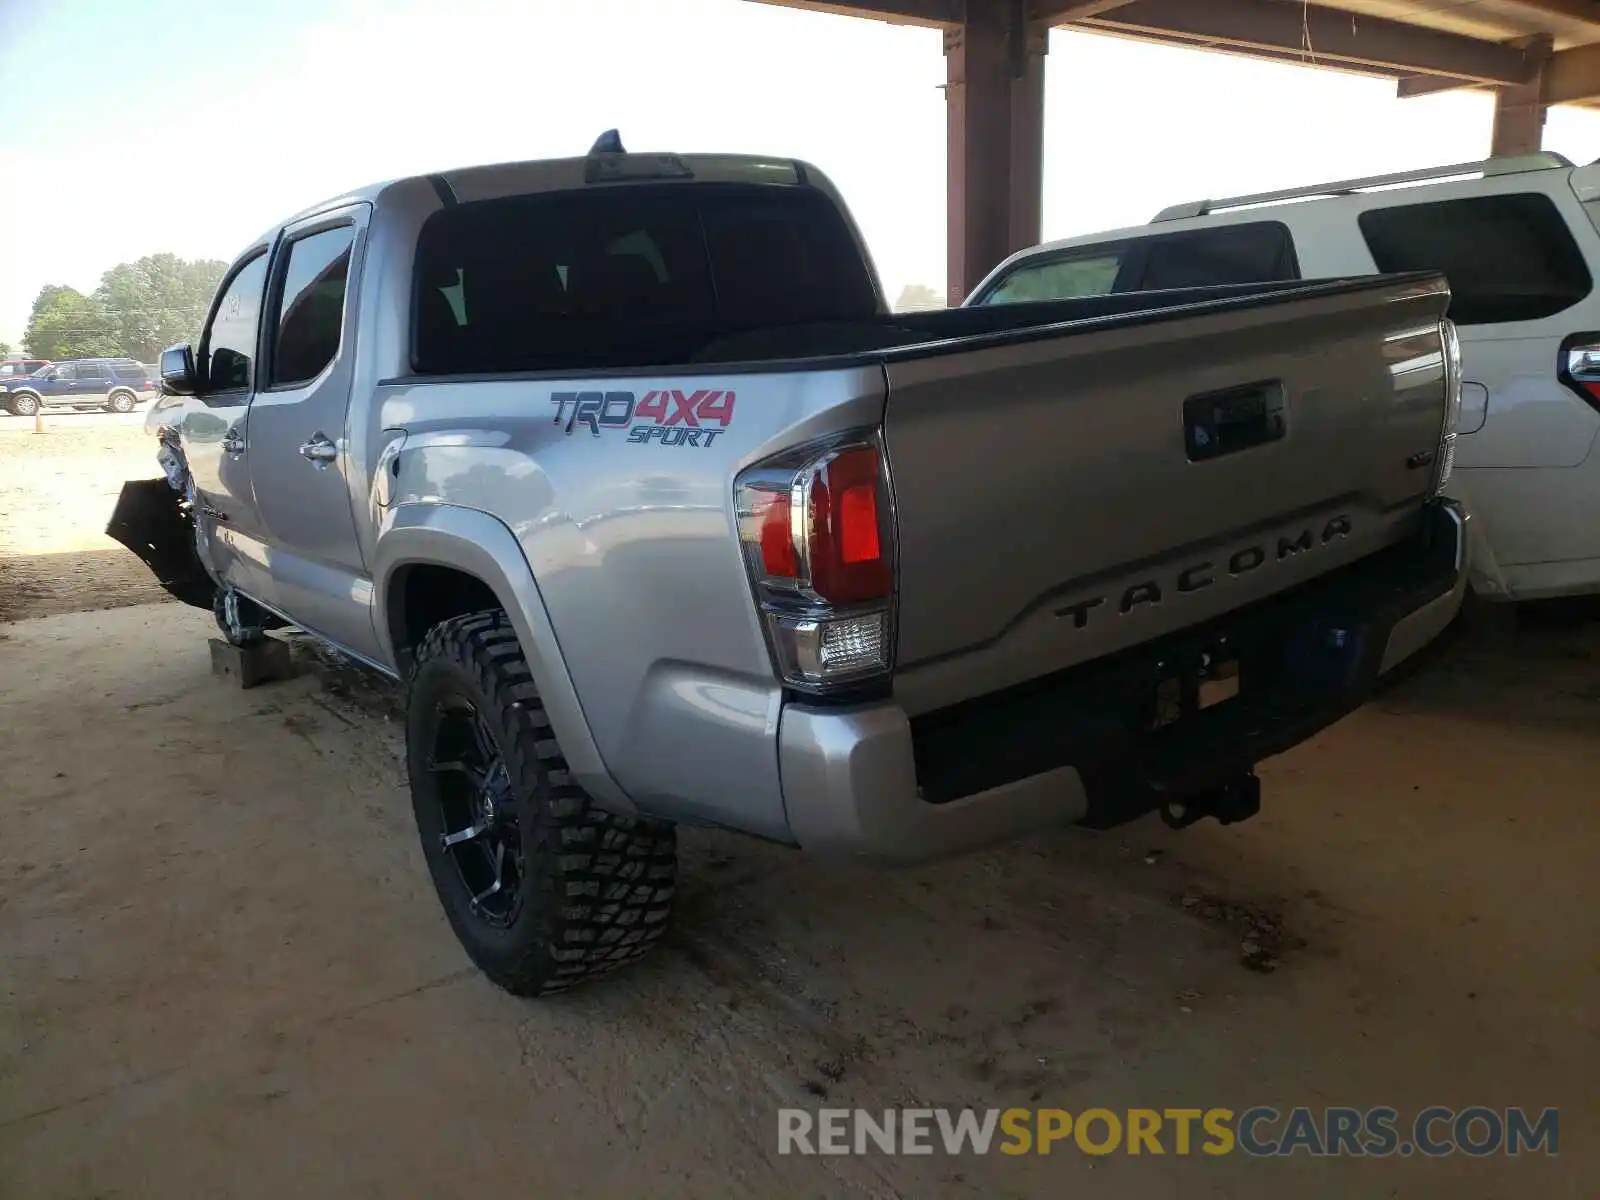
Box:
[0,359,52,412]
[2,357,156,416]
[0,357,51,381]
[968,152,1600,605]
[112,137,1467,999]
[0,358,52,404]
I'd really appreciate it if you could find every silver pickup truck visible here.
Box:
[110,137,1469,997]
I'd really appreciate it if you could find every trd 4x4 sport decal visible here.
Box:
[551,389,736,447]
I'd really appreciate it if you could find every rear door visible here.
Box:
[1335,181,1600,572]
[1347,186,1599,470]
[74,360,111,403]
[244,204,375,659]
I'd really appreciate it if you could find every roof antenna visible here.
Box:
[590,129,626,155]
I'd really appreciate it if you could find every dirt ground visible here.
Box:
[0,420,167,623]
[0,427,1596,1198]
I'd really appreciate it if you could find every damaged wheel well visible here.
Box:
[387,564,503,672]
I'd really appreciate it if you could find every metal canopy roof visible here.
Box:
[752,0,1600,106]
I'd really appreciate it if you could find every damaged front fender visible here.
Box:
[105,478,218,611]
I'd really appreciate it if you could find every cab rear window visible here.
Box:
[411,183,879,374]
[1358,194,1591,326]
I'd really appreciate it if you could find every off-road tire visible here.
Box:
[107,389,137,414]
[407,610,676,995]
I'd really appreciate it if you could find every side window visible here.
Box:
[79,361,110,382]
[982,249,1125,305]
[270,224,356,387]
[1136,223,1299,290]
[202,252,269,392]
[1357,193,1591,325]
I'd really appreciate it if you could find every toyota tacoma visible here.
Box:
[109,134,1470,997]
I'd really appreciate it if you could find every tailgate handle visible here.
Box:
[1184,381,1286,462]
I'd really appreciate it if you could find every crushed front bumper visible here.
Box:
[105,478,217,611]
[779,499,1469,862]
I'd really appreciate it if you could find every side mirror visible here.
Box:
[160,344,198,396]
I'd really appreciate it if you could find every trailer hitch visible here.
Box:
[1159,771,1262,830]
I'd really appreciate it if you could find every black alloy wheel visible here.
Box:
[424,695,525,928]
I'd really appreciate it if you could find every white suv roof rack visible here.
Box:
[1151,152,1575,223]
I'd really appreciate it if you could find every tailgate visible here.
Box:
[881,274,1453,715]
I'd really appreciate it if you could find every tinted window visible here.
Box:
[985,249,1124,304]
[271,224,355,387]
[78,361,110,381]
[412,184,879,374]
[203,253,269,391]
[1358,194,1591,325]
[112,363,144,382]
[979,221,1297,305]
[1138,224,1298,290]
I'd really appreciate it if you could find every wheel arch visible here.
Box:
[373,503,635,814]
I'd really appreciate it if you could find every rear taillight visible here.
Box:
[1558,331,1600,417]
[1435,318,1463,494]
[735,434,895,693]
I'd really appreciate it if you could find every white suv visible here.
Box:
[970,152,1600,604]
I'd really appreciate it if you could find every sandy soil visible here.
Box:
[0,421,167,622]
[0,432,1595,1197]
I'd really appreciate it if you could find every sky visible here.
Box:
[6,0,1600,349]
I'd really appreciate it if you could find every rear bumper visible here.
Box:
[779,499,1469,863]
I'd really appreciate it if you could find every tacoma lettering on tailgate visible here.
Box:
[1055,516,1353,629]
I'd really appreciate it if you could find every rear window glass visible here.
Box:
[1358,194,1591,325]
[986,250,1123,304]
[1138,224,1298,290]
[979,221,1297,306]
[412,183,880,374]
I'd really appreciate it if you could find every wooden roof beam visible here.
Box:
[1076,0,1536,83]
[1401,35,1600,105]
[1546,39,1600,101]
[1032,1,1135,20]
[741,0,959,29]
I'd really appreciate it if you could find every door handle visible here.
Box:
[220,429,245,455]
[298,433,339,466]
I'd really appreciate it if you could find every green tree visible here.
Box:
[23,286,120,360]
[0,341,10,359]
[94,254,226,361]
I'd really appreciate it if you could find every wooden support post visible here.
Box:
[945,0,1048,304]
[1490,35,1552,158]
